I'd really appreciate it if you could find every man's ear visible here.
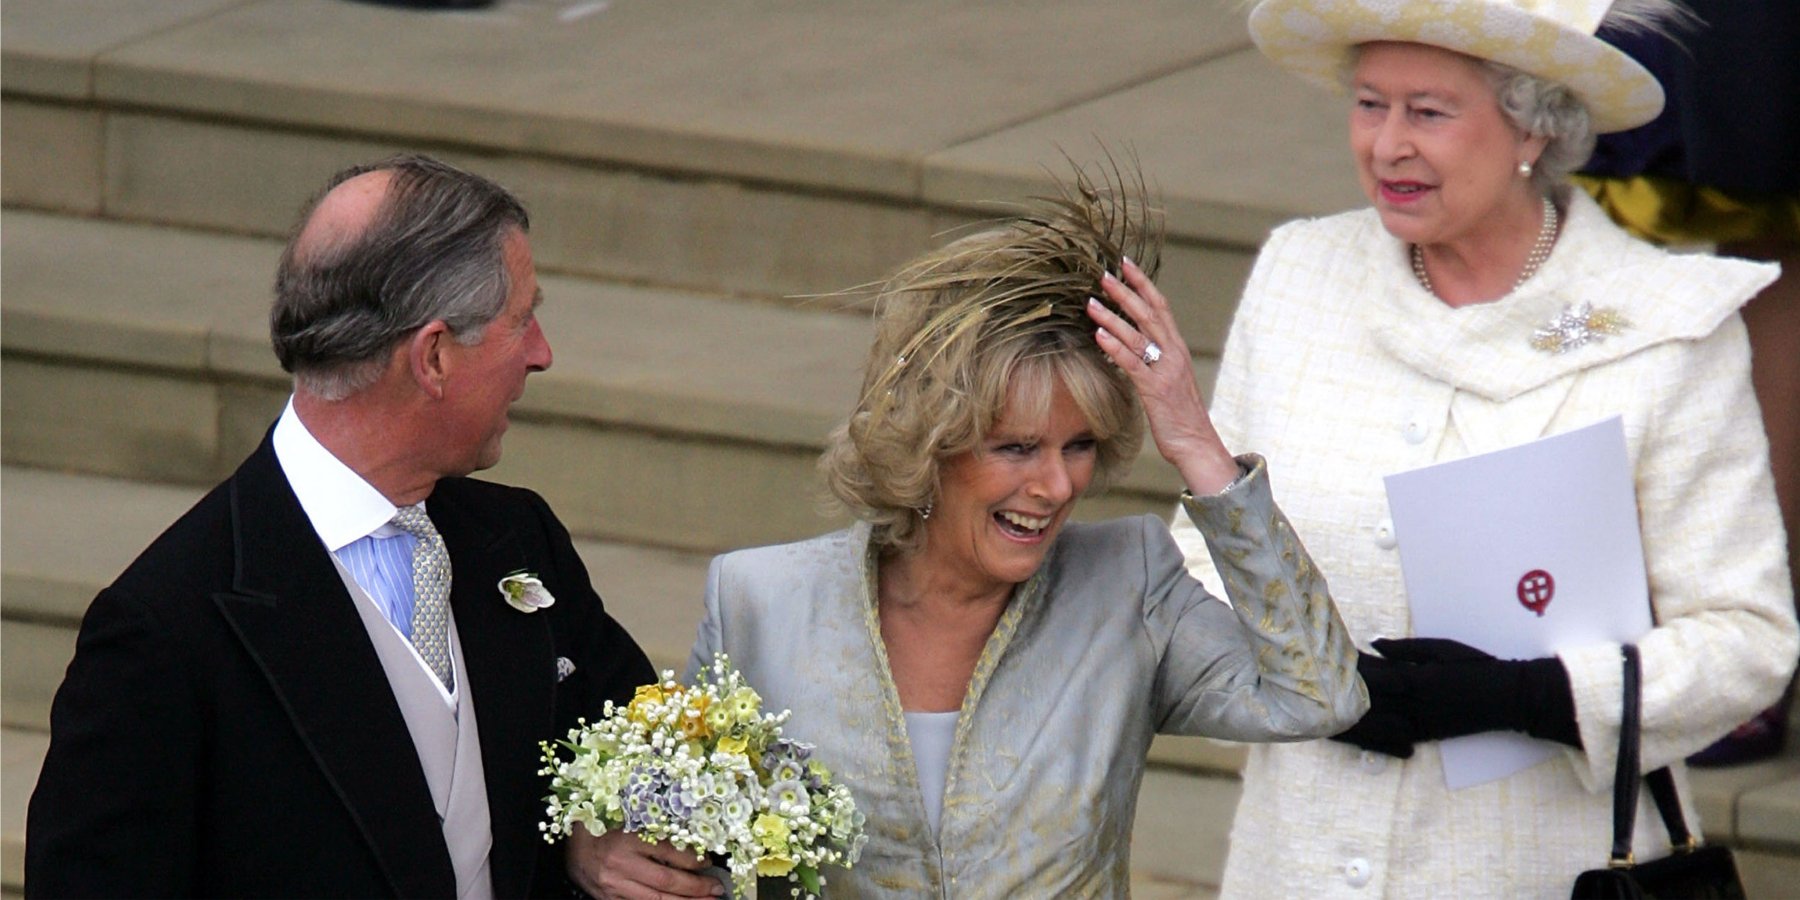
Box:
[408,321,453,400]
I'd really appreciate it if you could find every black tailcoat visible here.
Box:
[25,433,654,898]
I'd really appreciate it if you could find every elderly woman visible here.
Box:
[1163,0,1800,896]
[677,172,1366,897]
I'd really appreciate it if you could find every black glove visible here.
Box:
[1331,637,1582,759]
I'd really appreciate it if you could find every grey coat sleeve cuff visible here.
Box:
[1178,454,1370,734]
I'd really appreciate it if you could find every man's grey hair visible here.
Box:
[271,154,531,401]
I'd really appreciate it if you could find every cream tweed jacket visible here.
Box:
[1171,191,1798,899]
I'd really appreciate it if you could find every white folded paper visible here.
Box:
[1384,416,1652,789]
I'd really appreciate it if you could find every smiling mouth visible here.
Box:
[1381,180,1432,199]
[995,510,1053,538]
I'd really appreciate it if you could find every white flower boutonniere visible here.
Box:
[499,572,555,614]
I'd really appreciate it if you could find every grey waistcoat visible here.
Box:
[335,558,496,900]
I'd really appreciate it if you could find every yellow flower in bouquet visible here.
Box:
[756,854,797,877]
[678,693,713,741]
[727,686,761,721]
[752,813,790,849]
[627,684,665,725]
[704,700,735,735]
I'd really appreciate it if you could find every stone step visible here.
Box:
[0,0,1364,356]
[2,729,48,894]
[0,210,1197,554]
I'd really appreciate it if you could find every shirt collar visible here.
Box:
[271,397,406,552]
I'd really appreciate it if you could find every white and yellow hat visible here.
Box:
[1248,0,1670,132]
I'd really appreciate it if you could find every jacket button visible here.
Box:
[1402,418,1428,444]
[1359,750,1387,774]
[1373,519,1398,550]
[1345,857,1372,888]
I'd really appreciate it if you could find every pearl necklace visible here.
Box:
[1411,198,1559,297]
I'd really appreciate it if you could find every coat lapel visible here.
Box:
[431,482,558,900]
[1366,191,1775,405]
[212,437,456,899]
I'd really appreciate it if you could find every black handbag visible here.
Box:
[1570,645,1748,900]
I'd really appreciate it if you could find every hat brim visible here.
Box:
[1249,0,1664,133]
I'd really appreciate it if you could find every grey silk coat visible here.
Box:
[684,457,1367,898]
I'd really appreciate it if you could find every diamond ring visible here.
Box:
[1141,341,1163,366]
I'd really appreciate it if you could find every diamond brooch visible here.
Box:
[1530,302,1629,354]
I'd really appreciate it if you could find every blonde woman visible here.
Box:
[679,171,1367,897]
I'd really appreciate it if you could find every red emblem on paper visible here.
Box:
[1517,569,1555,617]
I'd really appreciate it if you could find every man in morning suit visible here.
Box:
[25,155,724,899]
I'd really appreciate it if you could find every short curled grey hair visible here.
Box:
[271,154,530,400]
[1480,60,1596,195]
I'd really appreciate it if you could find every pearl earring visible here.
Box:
[919,502,933,521]
[1518,160,1533,178]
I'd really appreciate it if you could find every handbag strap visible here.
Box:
[1648,768,1698,850]
[1609,645,1644,865]
[1611,645,1701,867]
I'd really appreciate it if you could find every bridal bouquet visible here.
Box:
[539,655,866,898]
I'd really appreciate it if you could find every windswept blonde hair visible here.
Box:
[821,161,1162,553]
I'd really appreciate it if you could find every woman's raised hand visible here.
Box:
[1087,258,1240,495]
